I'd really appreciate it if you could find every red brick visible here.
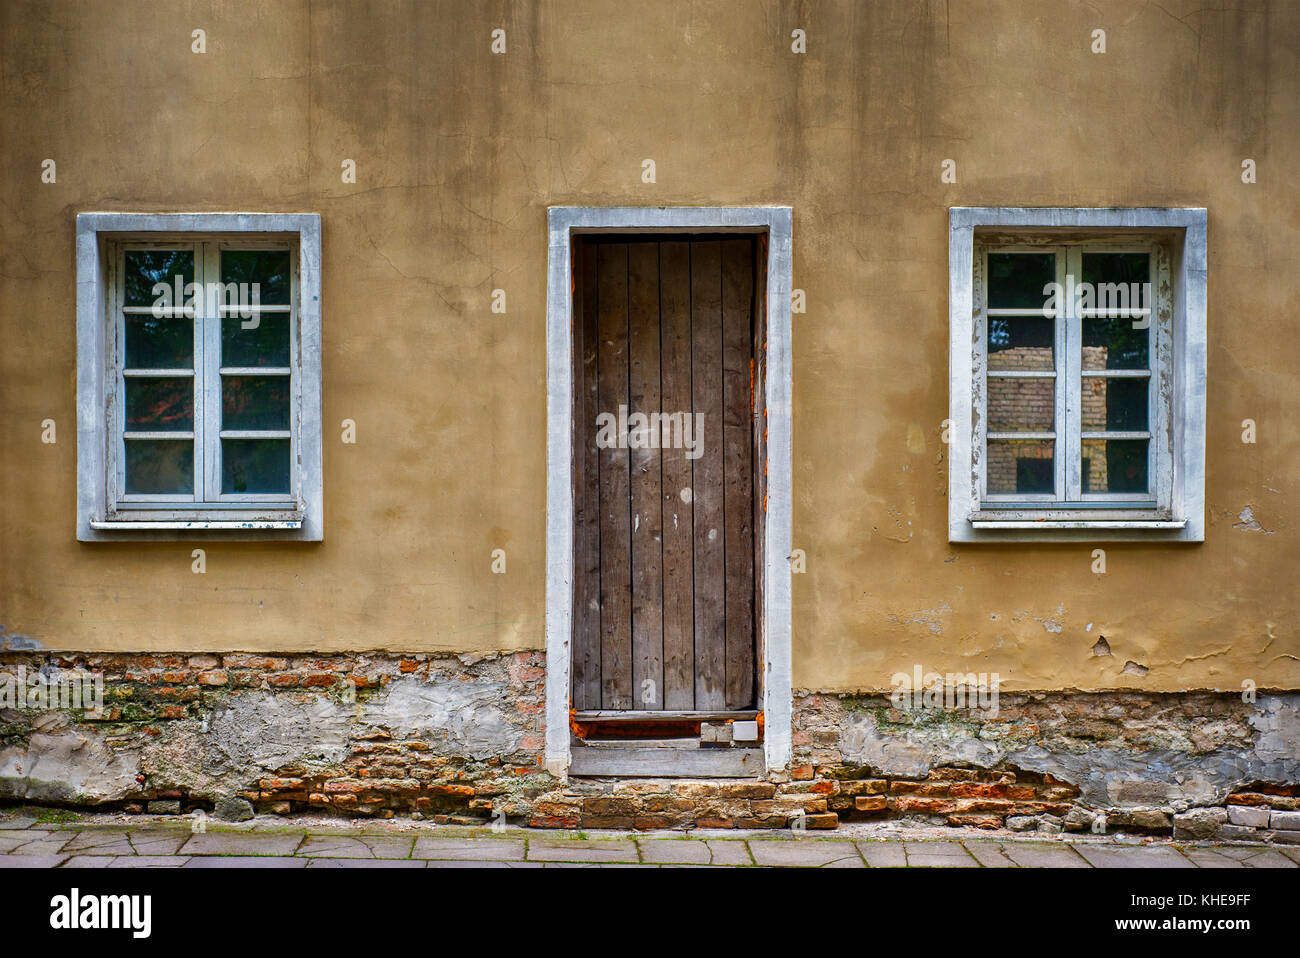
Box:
[838,779,888,796]
[948,814,1003,829]
[530,815,580,828]
[855,795,887,812]
[892,796,956,814]
[428,784,475,798]
[804,812,839,829]
[950,783,1008,798]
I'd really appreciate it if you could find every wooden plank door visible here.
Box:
[572,235,760,713]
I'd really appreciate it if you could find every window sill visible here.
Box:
[969,518,1187,530]
[90,518,303,531]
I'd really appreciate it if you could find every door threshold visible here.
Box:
[572,709,759,723]
[569,745,764,778]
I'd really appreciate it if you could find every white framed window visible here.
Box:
[76,214,322,540]
[948,208,1207,542]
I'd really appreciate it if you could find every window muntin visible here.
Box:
[109,238,299,513]
[976,237,1169,513]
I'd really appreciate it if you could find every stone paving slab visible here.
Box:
[962,842,1019,868]
[526,838,640,862]
[637,839,752,865]
[856,841,908,867]
[748,839,863,868]
[304,857,428,868]
[297,835,416,859]
[184,856,309,868]
[128,831,191,856]
[428,859,546,868]
[1178,848,1248,868]
[0,854,70,867]
[6,834,74,856]
[7,821,1300,867]
[60,830,136,856]
[412,837,526,861]
[1073,845,1195,869]
[904,841,979,867]
[989,841,1091,868]
[1223,848,1298,868]
[107,856,189,868]
[179,832,305,856]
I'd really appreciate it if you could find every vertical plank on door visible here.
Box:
[690,240,726,709]
[658,241,694,710]
[627,242,664,710]
[571,240,601,710]
[597,242,633,709]
[721,238,756,709]
[751,234,768,707]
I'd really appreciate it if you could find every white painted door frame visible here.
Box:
[544,206,793,778]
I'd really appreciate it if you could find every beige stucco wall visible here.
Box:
[1,0,1296,693]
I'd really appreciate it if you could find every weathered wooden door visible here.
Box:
[571,235,764,715]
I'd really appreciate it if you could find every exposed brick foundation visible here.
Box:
[0,651,550,824]
[1,652,1298,841]
[791,689,1300,843]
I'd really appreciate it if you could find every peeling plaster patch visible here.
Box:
[203,692,351,777]
[0,714,141,803]
[1027,604,1065,634]
[830,693,1300,809]
[1122,660,1150,676]
[1092,636,1112,656]
[839,712,999,778]
[889,602,952,635]
[0,632,42,651]
[1249,695,1300,764]
[1233,506,1274,533]
[365,676,522,760]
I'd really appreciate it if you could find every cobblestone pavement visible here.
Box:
[2,812,1299,867]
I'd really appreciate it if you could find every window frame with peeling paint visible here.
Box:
[75,213,324,542]
[947,209,1207,543]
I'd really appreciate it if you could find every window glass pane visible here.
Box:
[987,376,1055,431]
[222,313,290,367]
[986,439,1054,495]
[987,252,1055,309]
[1082,439,1149,494]
[988,317,1054,371]
[1081,252,1149,293]
[220,250,291,305]
[124,439,193,494]
[222,376,290,430]
[222,438,290,494]
[125,377,194,431]
[1083,316,1149,369]
[1082,376,1148,431]
[125,315,192,369]
[123,250,193,308]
